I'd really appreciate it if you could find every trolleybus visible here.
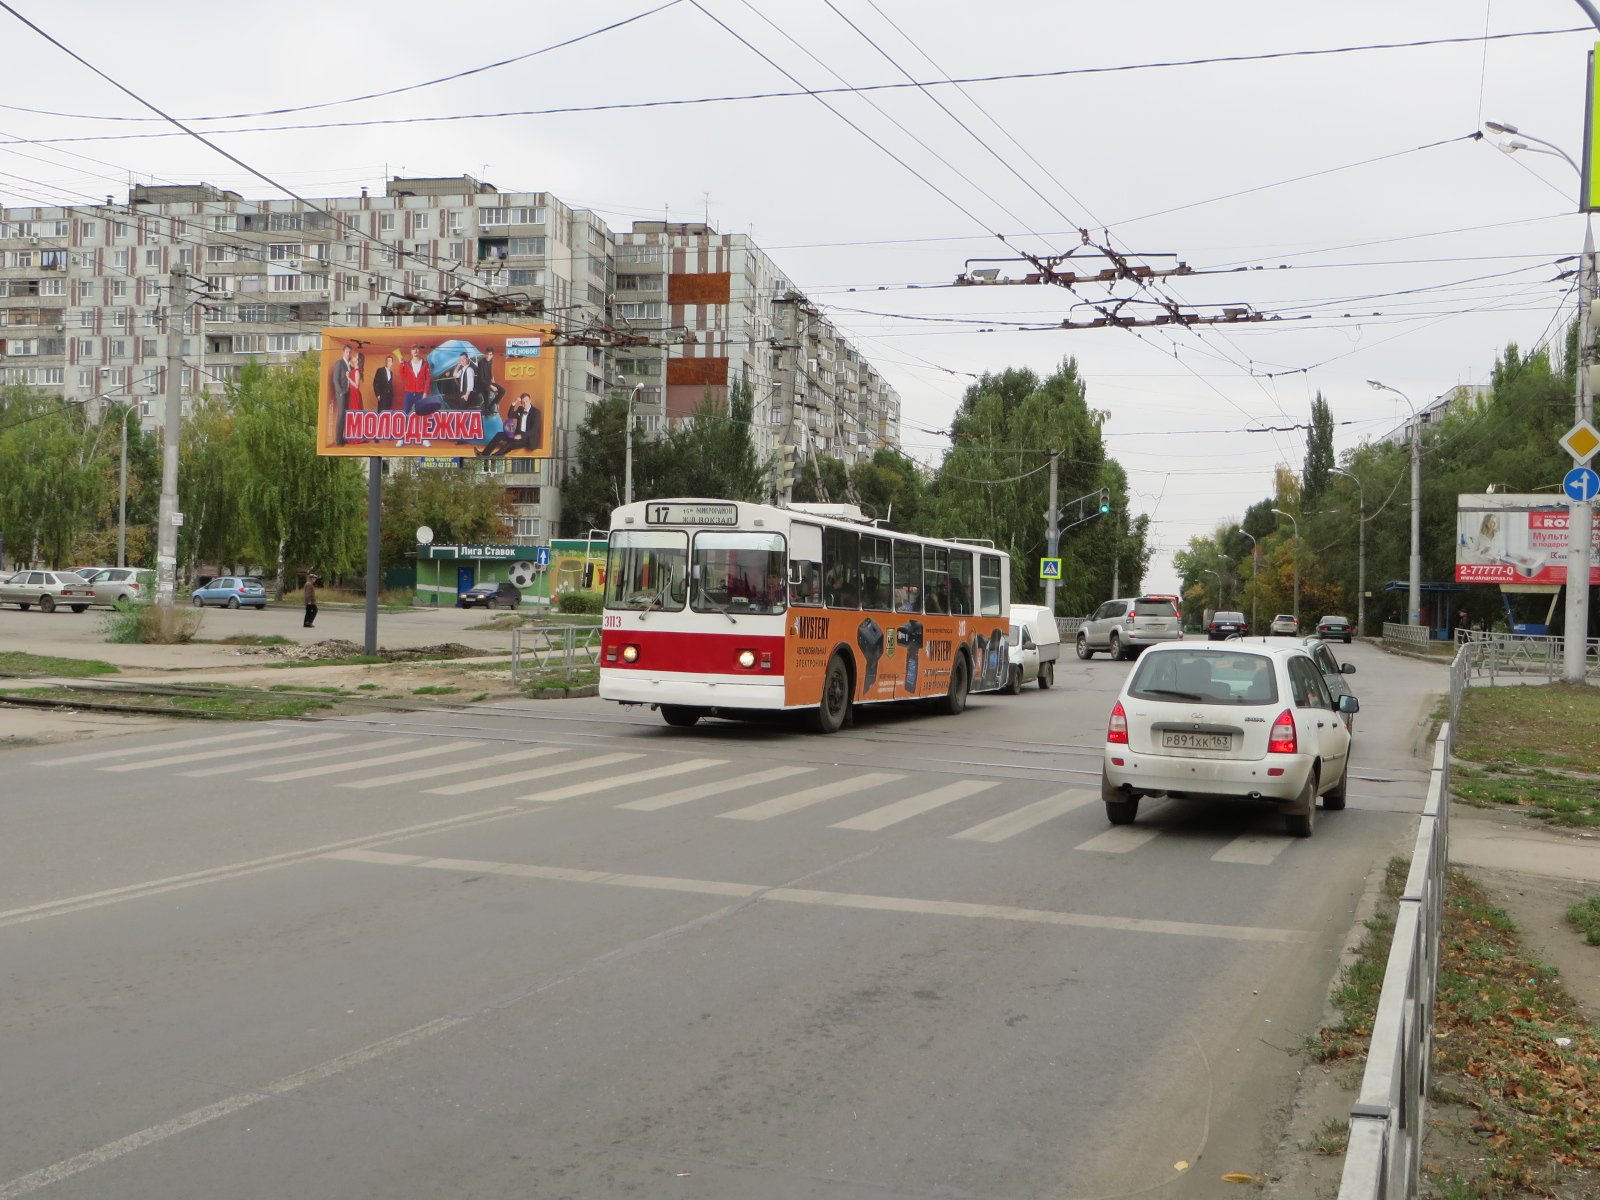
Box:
[599,499,1011,732]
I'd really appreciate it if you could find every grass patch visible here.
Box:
[1452,765,1600,828]
[101,602,203,644]
[202,633,294,647]
[0,651,119,678]
[1301,1117,1350,1156]
[265,655,387,669]
[0,684,333,720]
[1308,857,1409,1063]
[411,685,460,696]
[1568,896,1600,947]
[467,692,489,703]
[1454,682,1600,774]
[356,683,380,691]
[519,667,599,695]
[267,683,344,695]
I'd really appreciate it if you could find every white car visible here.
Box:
[1101,642,1359,838]
[1004,603,1061,692]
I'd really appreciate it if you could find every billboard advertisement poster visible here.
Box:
[1455,493,1600,585]
[316,324,555,458]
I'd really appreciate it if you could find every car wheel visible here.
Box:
[1108,631,1124,660]
[193,595,204,607]
[812,653,853,733]
[660,705,704,728]
[937,652,970,716]
[227,596,240,609]
[117,594,130,604]
[71,605,88,613]
[1005,665,1023,695]
[1037,662,1054,690]
[1076,633,1094,660]
[18,602,30,611]
[1102,767,1139,824]
[39,595,55,613]
[1323,757,1349,811]
[1284,773,1317,838]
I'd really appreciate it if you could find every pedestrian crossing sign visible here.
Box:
[1039,557,1062,580]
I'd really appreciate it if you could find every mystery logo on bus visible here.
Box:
[792,615,831,641]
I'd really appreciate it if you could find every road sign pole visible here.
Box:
[1044,452,1059,615]
[1564,231,1596,681]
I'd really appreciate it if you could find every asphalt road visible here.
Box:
[0,639,1442,1199]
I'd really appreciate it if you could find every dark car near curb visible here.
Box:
[458,581,521,610]
[1315,614,1354,643]
[1206,610,1249,640]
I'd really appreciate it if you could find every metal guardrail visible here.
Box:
[509,623,602,684]
[1380,622,1432,650]
[1337,725,1452,1200]
[1450,629,1600,684]
[1057,616,1086,639]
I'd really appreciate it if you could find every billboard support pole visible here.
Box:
[1564,224,1595,681]
[365,456,381,656]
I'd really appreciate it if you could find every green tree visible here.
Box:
[1302,391,1335,508]
[0,387,104,567]
[380,467,511,572]
[177,398,241,572]
[791,452,850,506]
[655,376,767,500]
[557,392,630,538]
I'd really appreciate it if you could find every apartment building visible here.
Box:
[0,180,898,538]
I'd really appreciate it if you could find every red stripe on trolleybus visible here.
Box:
[601,629,788,675]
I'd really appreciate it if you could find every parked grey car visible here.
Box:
[0,569,93,612]
[78,566,154,607]
[1076,596,1183,661]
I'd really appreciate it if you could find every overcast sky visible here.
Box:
[2,0,1593,593]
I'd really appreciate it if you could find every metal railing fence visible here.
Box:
[1057,616,1086,640]
[1337,726,1452,1200]
[1380,622,1432,651]
[1450,629,1600,685]
[509,623,602,684]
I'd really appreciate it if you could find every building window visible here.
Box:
[78,220,98,240]
[616,302,662,320]
[141,338,158,356]
[78,310,95,328]
[412,211,430,231]
[269,243,300,260]
[267,334,299,352]
[378,212,396,231]
[507,236,545,256]
[268,212,303,231]
[513,517,541,539]
[109,339,127,357]
[40,278,63,297]
[41,367,63,385]
[178,247,193,266]
[507,269,543,287]
[270,274,302,292]
[144,248,161,266]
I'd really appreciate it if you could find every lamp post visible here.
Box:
[1238,529,1259,635]
[1204,568,1225,610]
[618,376,646,507]
[1367,379,1423,628]
[1271,508,1299,630]
[1330,467,1366,637]
[69,382,141,568]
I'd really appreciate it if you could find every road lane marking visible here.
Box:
[526,758,727,803]
[1211,834,1293,866]
[255,742,488,783]
[829,778,1000,831]
[717,773,902,821]
[0,1014,469,1199]
[949,790,1097,842]
[616,765,813,812]
[1074,826,1162,853]
[99,732,349,772]
[324,849,1307,944]
[425,752,640,796]
[0,807,526,930]
[30,727,282,766]
[182,740,403,778]
[341,746,565,789]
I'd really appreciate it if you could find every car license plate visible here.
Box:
[1162,731,1231,751]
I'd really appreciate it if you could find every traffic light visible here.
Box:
[776,443,799,490]
[1098,487,1111,513]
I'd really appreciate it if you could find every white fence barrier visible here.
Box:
[1057,617,1086,640]
[509,624,602,684]
[1381,622,1432,651]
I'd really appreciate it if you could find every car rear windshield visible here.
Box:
[1132,599,1175,616]
[1214,612,1244,622]
[1128,649,1279,705]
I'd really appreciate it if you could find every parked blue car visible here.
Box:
[191,576,268,609]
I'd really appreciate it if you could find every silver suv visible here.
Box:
[1077,596,1182,661]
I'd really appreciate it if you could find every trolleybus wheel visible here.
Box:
[812,654,852,734]
[937,652,970,716]
[660,705,704,728]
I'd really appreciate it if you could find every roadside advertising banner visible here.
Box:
[316,324,555,458]
[1455,493,1600,585]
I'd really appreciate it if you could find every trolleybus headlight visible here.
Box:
[620,644,640,663]
[737,649,757,669]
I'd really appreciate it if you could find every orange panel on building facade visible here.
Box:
[666,356,729,386]
[667,271,731,306]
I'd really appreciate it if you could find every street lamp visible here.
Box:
[1204,568,1225,610]
[616,376,647,507]
[1367,379,1423,629]
[1271,508,1300,630]
[1482,120,1583,175]
[1330,467,1366,637]
[1238,529,1259,635]
[68,381,143,568]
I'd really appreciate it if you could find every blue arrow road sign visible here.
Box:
[534,545,552,566]
[1563,465,1600,503]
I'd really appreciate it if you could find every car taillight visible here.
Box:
[1107,701,1128,744]
[1268,709,1297,754]
[1124,613,1135,625]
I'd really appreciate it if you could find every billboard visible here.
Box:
[316,324,556,458]
[1455,493,1600,585]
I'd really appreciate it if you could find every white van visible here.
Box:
[1005,603,1062,692]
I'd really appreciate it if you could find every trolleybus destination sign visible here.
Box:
[644,502,741,526]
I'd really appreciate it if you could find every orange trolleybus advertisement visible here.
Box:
[315,324,556,458]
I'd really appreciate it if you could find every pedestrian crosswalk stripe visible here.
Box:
[100,732,349,773]
[425,752,641,796]
[616,764,813,812]
[950,790,1097,843]
[182,739,396,778]
[717,773,903,822]
[256,741,488,783]
[1211,833,1292,866]
[526,758,727,803]
[341,746,565,790]
[829,778,1000,831]
[1075,825,1161,854]
[34,727,281,767]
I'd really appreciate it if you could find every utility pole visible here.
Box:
[1044,452,1060,615]
[1563,228,1595,681]
[154,266,186,608]
[117,403,128,569]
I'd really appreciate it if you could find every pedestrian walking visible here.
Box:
[303,573,319,628]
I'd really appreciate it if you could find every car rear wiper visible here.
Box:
[1142,688,1206,701]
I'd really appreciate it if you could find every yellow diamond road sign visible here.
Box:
[1561,419,1600,463]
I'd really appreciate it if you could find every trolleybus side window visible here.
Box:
[789,522,823,607]
[893,541,923,613]
[978,553,1003,616]
[946,550,974,616]
[691,531,786,614]
[604,530,687,611]
[822,526,859,609]
[861,534,892,612]
[923,547,949,614]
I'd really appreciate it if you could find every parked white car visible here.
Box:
[0,569,96,612]
[1004,603,1061,692]
[1101,641,1358,838]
